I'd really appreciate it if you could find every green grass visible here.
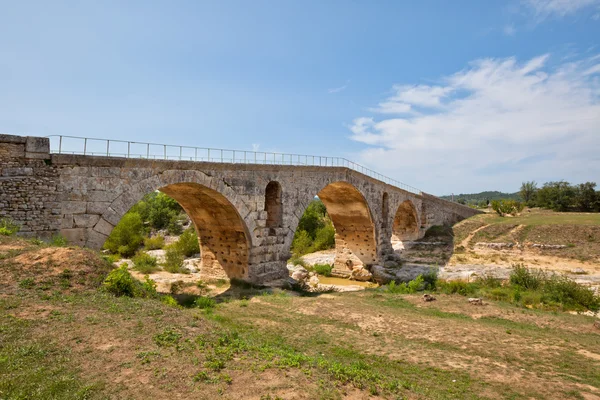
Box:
[480,211,600,226]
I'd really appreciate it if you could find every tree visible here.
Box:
[536,181,575,212]
[573,182,598,212]
[519,181,538,205]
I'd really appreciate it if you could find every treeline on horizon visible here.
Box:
[444,181,600,212]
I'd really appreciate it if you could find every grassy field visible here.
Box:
[2,236,600,399]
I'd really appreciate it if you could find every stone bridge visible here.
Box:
[0,134,480,283]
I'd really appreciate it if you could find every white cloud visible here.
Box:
[349,54,600,194]
[525,0,600,18]
[503,24,517,36]
[328,83,348,94]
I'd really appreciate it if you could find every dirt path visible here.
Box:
[459,224,490,247]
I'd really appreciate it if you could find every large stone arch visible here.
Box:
[392,199,420,241]
[284,179,378,276]
[90,170,252,279]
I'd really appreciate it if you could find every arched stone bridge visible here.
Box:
[0,134,480,284]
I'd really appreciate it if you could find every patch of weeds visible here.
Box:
[49,234,68,247]
[383,275,426,294]
[102,264,158,298]
[0,218,20,236]
[137,351,161,364]
[162,245,187,273]
[132,251,159,274]
[437,280,479,296]
[153,328,182,347]
[313,263,333,276]
[18,278,35,289]
[143,235,165,250]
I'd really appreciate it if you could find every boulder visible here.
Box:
[422,294,436,302]
[371,265,396,285]
[468,298,483,306]
[350,266,373,282]
[308,275,320,288]
[384,260,400,268]
[183,258,200,273]
[291,266,308,282]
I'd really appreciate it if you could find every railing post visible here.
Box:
[58,136,63,153]
[146,143,150,159]
[179,146,182,160]
[127,142,130,158]
[106,140,109,156]
[208,148,211,162]
[221,149,223,162]
[164,145,166,159]
[83,138,87,155]
[195,147,198,161]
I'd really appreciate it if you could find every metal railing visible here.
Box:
[46,135,422,194]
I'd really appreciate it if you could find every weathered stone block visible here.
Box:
[25,137,50,154]
[93,218,115,237]
[1,167,33,177]
[62,201,87,214]
[61,228,88,246]
[87,201,110,214]
[74,214,100,228]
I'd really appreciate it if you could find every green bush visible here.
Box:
[438,280,479,296]
[194,296,216,310]
[384,275,425,294]
[509,264,543,290]
[163,245,186,273]
[161,295,180,307]
[144,235,165,250]
[291,230,313,256]
[0,218,20,236]
[102,264,157,298]
[173,227,200,257]
[132,251,158,274]
[104,212,144,257]
[542,275,599,311]
[312,225,335,252]
[491,199,524,216]
[313,263,333,276]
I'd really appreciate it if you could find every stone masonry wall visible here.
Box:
[0,135,60,238]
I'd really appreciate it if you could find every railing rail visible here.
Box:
[46,135,422,195]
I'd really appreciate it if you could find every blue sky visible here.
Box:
[1,0,599,195]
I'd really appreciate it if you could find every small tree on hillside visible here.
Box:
[573,182,599,212]
[519,181,537,206]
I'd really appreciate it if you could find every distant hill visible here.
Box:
[439,191,520,205]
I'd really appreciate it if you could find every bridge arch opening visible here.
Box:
[289,181,377,277]
[103,182,250,281]
[392,200,420,241]
[265,181,283,235]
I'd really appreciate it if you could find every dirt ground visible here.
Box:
[1,235,600,400]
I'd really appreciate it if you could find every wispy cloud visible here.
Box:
[524,0,600,19]
[328,80,349,94]
[349,54,600,194]
[503,24,517,36]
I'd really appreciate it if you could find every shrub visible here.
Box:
[437,280,478,296]
[491,199,524,216]
[0,218,20,236]
[313,263,333,276]
[476,273,502,288]
[289,255,306,267]
[102,264,157,298]
[132,251,158,274]
[194,296,216,310]
[422,269,438,290]
[163,245,186,273]
[291,230,313,256]
[161,295,180,307]
[312,225,335,252]
[542,275,599,311]
[509,264,543,290]
[384,275,425,294]
[144,235,165,250]
[174,227,200,257]
[104,212,144,257]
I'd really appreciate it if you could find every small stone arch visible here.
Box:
[264,181,283,235]
[392,200,420,241]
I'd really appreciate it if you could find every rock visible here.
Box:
[183,258,200,273]
[384,260,400,268]
[371,265,396,285]
[571,268,586,275]
[394,264,434,283]
[468,297,483,305]
[291,267,308,281]
[146,249,166,263]
[308,275,319,288]
[350,266,373,282]
[422,294,436,302]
